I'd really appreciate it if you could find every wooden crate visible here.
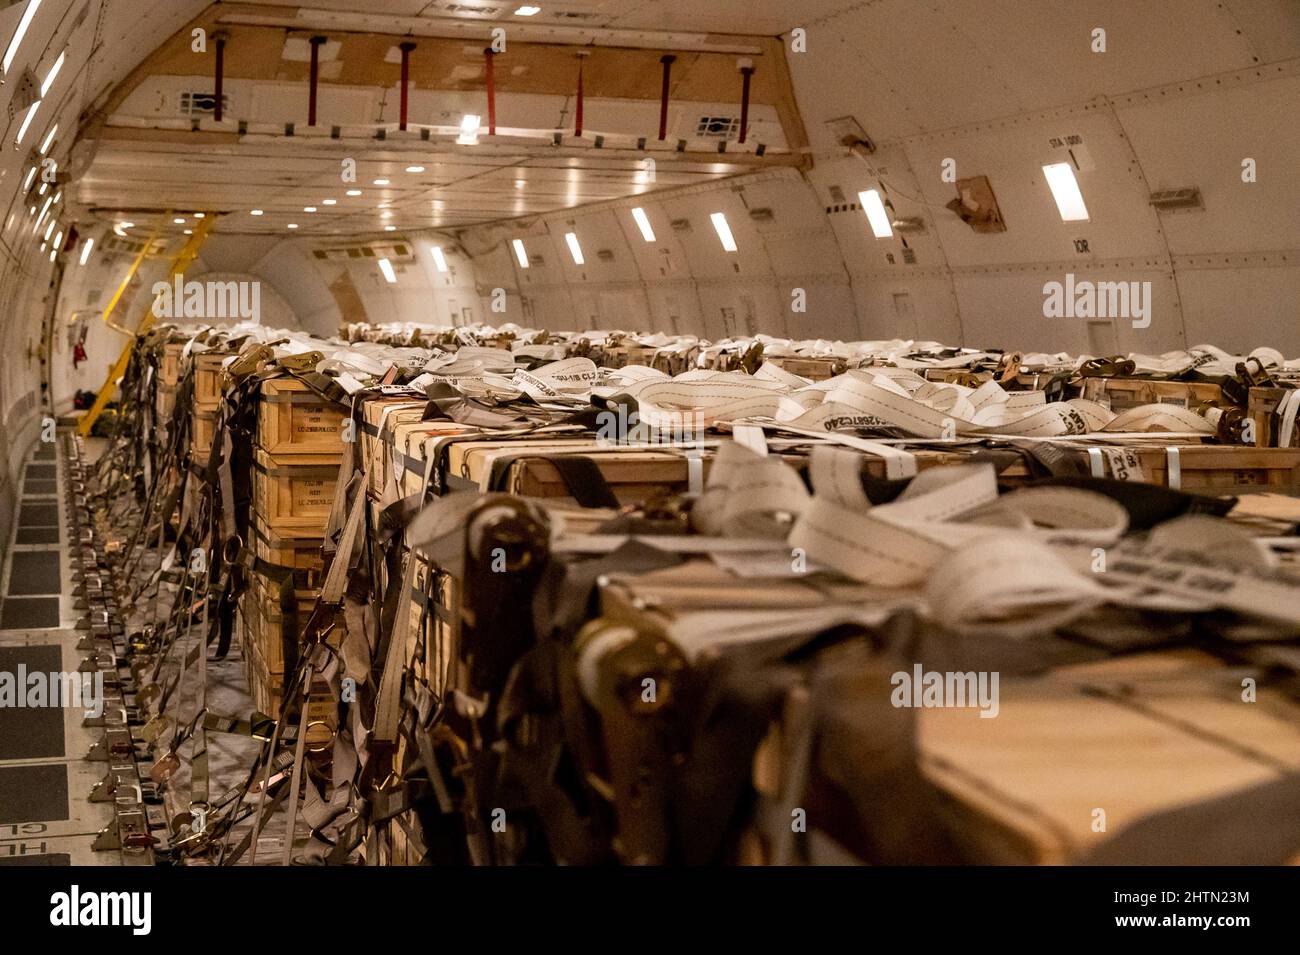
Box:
[1079,377,1223,412]
[769,356,848,381]
[159,343,185,386]
[155,385,177,424]
[405,552,459,702]
[446,439,704,503]
[257,378,348,455]
[919,652,1300,864]
[361,397,428,499]
[252,448,343,531]
[191,404,219,465]
[193,352,230,405]
[243,635,338,742]
[251,516,325,585]
[391,420,472,500]
[244,569,327,676]
[1247,386,1299,448]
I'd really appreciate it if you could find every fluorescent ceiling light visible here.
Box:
[1042,162,1090,221]
[564,231,584,265]
[38,123,56,154]
[15,102,41,146]
[37,182,47,196]
[304,206,317,213]
[710,212,738,252]
[346,189,362,197]
[287,223,298,229]
[184,229,193,235]
[193,212,205,218]
[373,178,390,186]
[79,237,94,265]
[23,167,37,190]
[378,258,397,283]
[511,238,529,268]
[515,5,542,15]
[52,230,62,248]
[430,246,448,272]
[49,249,55,262]
[173,217,186,224]
[40,50,64,96]
[3,0,43,75]
[51,190,59,203]
[630,207,656,243]
[858,189,893,238]
[43,219,54,240]
[385,225,396,232]
[250,209,263,216]
[405,165,425,173]
[322,199,336,205]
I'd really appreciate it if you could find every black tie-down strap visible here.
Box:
[485,453,622,509]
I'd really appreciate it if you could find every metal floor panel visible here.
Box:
[7,553,61,596]
[0,764,69,825]
[0,598,61,630]
[0,645,66,760]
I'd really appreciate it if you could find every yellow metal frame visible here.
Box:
[78,218,215,436]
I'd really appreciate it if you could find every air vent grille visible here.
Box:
[696,115,740,140]
[313,242,413,262]
[179,91,228,116]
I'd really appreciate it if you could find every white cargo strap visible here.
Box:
[1276,389,1300,448]
[323,477,366,605]
[1087,447,1105,478]
[1165,446,1182,490]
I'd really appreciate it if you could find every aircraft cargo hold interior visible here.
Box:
[0,0,1298,924]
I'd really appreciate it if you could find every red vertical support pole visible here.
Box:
[658,55,675,141]
[738,66,754,144]
[213,34,226,123]
[399,42,416,132]
[308,36,326,127]
[484,48,496,136]
[574,56,585,138]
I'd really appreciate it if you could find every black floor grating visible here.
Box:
[24,464,56,480]
[23,480,58,496]
[18,503,59,528]
[0,597,60,630]
[0,646,66,760]
[0,764,69,825]
[7,552,61,595]
[14,527,59,545]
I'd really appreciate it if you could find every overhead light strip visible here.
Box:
[3,0,43,75]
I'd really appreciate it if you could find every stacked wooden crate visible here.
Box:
[155,341,184,428]
[240,376,347,730]
[189,350,229,467]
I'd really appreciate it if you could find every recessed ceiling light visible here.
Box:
[304,206,317,213]
[378,258,397,283]
[37,182,47,196]
[405,165,425,173]
[322,199,337,205]
[564,231,585,265]
[193,212,205,218]
[631,207,656,243]
[381,211,393,219]
[250,209,264,216]
[120,221,134,229]
[512,238,529,268]
[23,167,37,190]
[287,223,298,229]
[373,178,390,186]
[173,217,186,224]
[515,5,542,15]
[858,190,893,238]
[515,180,525,189]
[1042,162,1090,222]
[385,225,396,232]
[38,122,57,154]
[3,0,44,75]
[430,246,448,272]
[79,237,94,265]
[184,229,193,235]
[346,189,362,197]
[710,212,738,252]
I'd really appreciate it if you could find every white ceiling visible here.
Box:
[241,0,845,36]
